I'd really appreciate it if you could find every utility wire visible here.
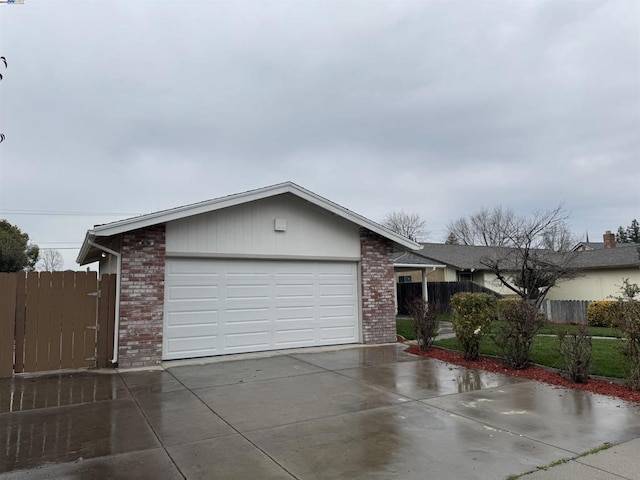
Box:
[0,209,142,216]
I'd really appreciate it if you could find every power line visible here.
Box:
[0,209,141,216]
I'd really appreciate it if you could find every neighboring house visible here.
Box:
[393,243,518,297]
[572,230,621,251]
[392,233,640,302]
[77,182,420,368]
[545,244,640,301]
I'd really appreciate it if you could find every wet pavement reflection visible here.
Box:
[0,345,639,479]
[0,371,127,414]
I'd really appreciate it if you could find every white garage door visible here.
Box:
[163,258,359,360]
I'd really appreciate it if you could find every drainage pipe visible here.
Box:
[88,241,122,365]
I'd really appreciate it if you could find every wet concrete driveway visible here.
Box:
[1,345,639,479]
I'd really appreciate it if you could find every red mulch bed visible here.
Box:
[404,344,640,404]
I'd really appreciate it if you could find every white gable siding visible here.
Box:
[166,193,361,259]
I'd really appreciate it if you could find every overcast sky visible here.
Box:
[0,0,638,270]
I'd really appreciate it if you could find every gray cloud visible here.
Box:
[0,0,637,268]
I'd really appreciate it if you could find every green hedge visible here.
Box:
[587,301,618,327]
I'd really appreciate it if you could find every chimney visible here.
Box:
[603,231,616,249]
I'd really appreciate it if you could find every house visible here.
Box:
[393,243,518,297]
[572,230,622,251]
[77,182,420,368]
[393,234,640,303]
[545,243,640,301]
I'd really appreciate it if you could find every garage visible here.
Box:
[77,182,420,368]
[163,258,358,360]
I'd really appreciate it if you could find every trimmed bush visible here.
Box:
[493,300,547,369]
[450,292,497,361]
[406,298,439,351]
[587,301,618,327]
[558,326,592,383]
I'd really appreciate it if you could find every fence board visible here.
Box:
[97,274,116,367]
[36,272,52,371]
[23,273,39,372]
[49,272,64,370]
[13,272,26,373]
[0,273,17,376]
[81,272,98,366]
[541,300,590,324]
[60,271,76,369]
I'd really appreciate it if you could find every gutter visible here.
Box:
[88,241,121,365]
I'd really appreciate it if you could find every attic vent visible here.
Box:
[274,218,287,232]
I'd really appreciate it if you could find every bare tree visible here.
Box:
[381,211,429,242]
[446,206,521,246]
[478,205,580,306]
[38,248,64,272]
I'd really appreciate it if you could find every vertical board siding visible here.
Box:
[0,274,17,376]
[0,271,116,376]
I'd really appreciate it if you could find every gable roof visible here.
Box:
[416,243,509,270]
[393,242,640,271]
[77,182,421,265]
[393,251,446,268]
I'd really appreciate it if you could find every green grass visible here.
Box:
[537,323,619,338]
[396,314,452,340]
[432,336,628,379]
[396,317,415,340]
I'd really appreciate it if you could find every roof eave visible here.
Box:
[79,182,421,260]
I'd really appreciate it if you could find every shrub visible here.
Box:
[610,281,640,390]
[493,300,547,369]
[450,292,497,361]
[406,298,439,351]
[558,326,592,383]
[587,301,618,327]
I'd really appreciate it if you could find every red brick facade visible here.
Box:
[118,225,166,368]
[360,228,396,344]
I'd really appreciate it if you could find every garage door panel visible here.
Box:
[166,310,218,326]
[167,336,218,356]
[164,259,358,360]
[275,305,315,320]
[167,285,218,300]
[320,326,357,341]
[274,329,315,345]
[224,332,270,349]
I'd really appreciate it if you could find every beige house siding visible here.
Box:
[546,268,640,301]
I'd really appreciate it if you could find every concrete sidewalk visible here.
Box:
[523,437,640,479]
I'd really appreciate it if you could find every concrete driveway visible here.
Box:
[1,344,639,479]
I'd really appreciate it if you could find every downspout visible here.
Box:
[88,241,121,365]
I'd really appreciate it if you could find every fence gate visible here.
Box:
[0,271,116,377]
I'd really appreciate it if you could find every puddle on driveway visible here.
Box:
[0,372,128,413]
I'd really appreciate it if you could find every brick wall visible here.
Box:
[360,228,396,343]
[118,225,166,368]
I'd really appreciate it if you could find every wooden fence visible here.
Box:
[540,300,590,325]
[0,271,116,377]
[397,281,503,316]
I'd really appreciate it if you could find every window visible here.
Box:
[457,272,472,282]
[398,275,413,283]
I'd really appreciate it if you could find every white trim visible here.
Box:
[394,263,444,269]
[165,251,362,262]
[77,182,420,264]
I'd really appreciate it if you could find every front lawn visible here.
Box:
[537,323,619,338]
[433,336,627,379]
[396,314,452,340]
